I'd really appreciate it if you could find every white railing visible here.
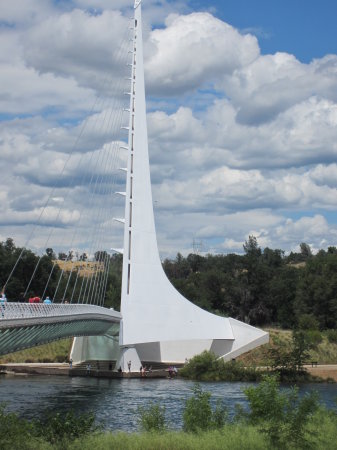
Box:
[0,303,121,321]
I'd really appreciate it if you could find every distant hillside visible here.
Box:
[238,328,337,366]
[55,260,104,278]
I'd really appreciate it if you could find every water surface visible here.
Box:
[0,375,336,431]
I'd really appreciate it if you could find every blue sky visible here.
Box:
[190,0,337,62]
[0,0,337,257]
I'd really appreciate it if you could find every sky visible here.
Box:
[1,0,337,258]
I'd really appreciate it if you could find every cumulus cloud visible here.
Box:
[21,9,131,93]
[223,53,337,125]
[0,1,337,258]
[145,12,259,94]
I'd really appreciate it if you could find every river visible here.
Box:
[0,375,336,431]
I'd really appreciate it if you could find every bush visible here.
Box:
[137,403,166,432]
[180,351,218,379]
[35,410,99,444]
[180,351,261,381]
[0,403,46,450]
[183,384,228,433]
[298,314,320,331]
[326,329,337,343]
[244,375,319,448]
[306,330,323,347]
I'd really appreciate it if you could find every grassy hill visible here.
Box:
[0,338,72,363]
[237,328,337,366]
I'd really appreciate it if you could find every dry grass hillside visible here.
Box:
[238,328,337,366]
[55,260,104,278]
[0,338,72,364]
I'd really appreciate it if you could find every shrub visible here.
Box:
[35,410,99,444]
[183,384,228,433]
[305,329,323,347]
[183,384,213,432]
[137,403,166,432]
[180,351,261,381]
[0,403,45,450]
[326,329,337,343]
[180,351,219,379]
[298,314,319,331]
[244,375,319,448]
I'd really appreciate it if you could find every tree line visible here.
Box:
[1,235,337,330]
[162,236,337,330]
[0,238,122,305]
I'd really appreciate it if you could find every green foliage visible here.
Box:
[68,427,271,450]
[35,410,99,445]
[0,404,98,448]
[137,403,166,432]
[244,375,319,448]
[0,403,43,450]
[325,329,337,343]
[180,351,261,381]
[291,330,313,370]
[180,350,217,379]
[3,236,337,331]
[298,314,320,330]
[183,384,228,433]
[305,329,323,347]
[267,330,320,380]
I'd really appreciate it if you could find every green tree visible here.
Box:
[244,375,319,448]
[45,248,55,259]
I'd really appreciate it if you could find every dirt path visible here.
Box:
[305,364,337,381]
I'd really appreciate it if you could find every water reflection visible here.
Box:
[0,375,335,431]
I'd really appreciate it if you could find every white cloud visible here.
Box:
[223,53,337,125]
[145,12,259,94]
[0,2,337,259]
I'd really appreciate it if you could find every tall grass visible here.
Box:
[67,413,337,450]
[68,427,270,450]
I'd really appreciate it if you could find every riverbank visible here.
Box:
[0,362,169,379]
[2,361,337,382]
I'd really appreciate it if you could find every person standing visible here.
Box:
[0,292,7,318]
[127,360,131,372]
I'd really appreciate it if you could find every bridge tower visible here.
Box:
[116,0,268,371]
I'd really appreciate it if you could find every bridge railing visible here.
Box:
[0,303,121,321]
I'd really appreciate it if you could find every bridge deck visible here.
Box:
[0,303,121,356]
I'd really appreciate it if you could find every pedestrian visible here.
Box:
[127,360,131,372]
[86,363,91,375]
[43,296,52,304]
[69,358,73,369]
[0,292,7,318]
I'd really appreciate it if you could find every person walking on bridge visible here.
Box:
[0,292,7,318]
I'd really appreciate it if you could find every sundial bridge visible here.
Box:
[0,0,268,369]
